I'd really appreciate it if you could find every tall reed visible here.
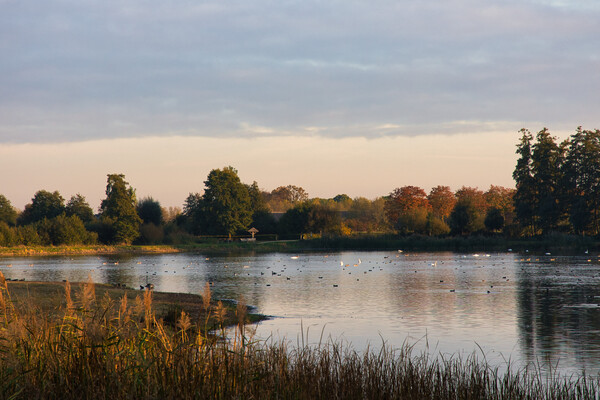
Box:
[0,277,597,399]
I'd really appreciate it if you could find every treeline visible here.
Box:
[514,127,600,236]
[0,169,513,247]
[2,127,596,247]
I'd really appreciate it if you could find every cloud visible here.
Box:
[1,0,600,143]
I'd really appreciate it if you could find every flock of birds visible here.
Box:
[1,251,597,300]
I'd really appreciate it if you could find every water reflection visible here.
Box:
[2,251,600,375]
[516,256,600,374]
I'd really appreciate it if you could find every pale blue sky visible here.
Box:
[1,0,598,209]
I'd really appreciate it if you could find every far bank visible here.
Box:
[0,233,598,257]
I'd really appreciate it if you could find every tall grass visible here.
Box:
[0,273,597,399]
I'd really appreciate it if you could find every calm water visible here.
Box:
[1,251,600,376]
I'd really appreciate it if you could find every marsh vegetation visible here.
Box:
[0,273,597,399]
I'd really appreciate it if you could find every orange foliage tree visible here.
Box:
[385,186,431,234]
[427,186,456,222]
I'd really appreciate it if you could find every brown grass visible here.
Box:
[0,273,596,399]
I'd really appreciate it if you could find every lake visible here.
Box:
[1,250,599,376]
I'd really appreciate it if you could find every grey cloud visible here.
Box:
[1,0,600,143]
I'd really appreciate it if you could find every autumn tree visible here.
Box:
[427,186,456,222]
[99,174,142,244]
[267,185,309,211]
[345,197,389,233]
[484,185,515,227]
[385,186,431,234]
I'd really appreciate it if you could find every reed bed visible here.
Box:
[0,273,596,399]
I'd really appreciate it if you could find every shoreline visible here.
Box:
[4,280,268,326]
[0,233,597,257]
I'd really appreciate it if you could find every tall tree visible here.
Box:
[0,195,17,226]
[99,174,142,244]
[201,167,252,237]
[531,128,563,233]
[513,129,537,234]
[562,127,600,234]
[19,190,65,225]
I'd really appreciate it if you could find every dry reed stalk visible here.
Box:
[143,288,152,330]
[202,282,211,312]
[81,273,96,310]
[118,293,128,324]
[0,270,6,290]
[177,310,191,340]
[215,301,226,326]
[64,280,74,314]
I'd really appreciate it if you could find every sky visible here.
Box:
[1,0,599,210]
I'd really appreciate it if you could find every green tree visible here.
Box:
[484,207,505,232]
[307,203,342,234]
[562,127,600,234]
[513,129,537,234]
[19,190,65,225]
[183,193,204,235]
[0,195,18,226]
[278,203,311,236]
[247,182,269,215]
[346,197,389,233]
[137,197,164,226]
[201,167,252,237]
[449,200,479,235]
[16,225,40,246]
[0,222,17,246]
[65,194,95,225]
[36,215,97,246]
[531,128,564,233]
[99,174,142,244]
[333,194,351,203]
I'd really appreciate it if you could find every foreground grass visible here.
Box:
[0,275,597,399]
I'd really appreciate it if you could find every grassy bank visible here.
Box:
[3,279,265,327]
[0,274,597,399]
[0,244,183,257]
[0,233,598,257]
[298,233,600,253]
